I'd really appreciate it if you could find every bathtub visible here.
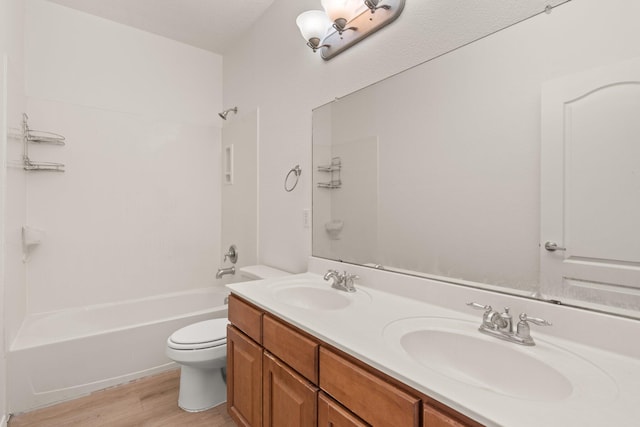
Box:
[8,286,230,414]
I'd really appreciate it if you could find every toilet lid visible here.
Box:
[168,318,227,350]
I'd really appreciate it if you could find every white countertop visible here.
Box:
[227,270,640,427]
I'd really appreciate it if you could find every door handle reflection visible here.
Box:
[544,241,566,252]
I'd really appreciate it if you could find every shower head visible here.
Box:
[218,107,238,120]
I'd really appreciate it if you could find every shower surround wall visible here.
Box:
[15,1,222,328]
[0,54,6,427]
[2,0,27,422]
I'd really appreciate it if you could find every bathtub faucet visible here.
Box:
[216,266,235,279]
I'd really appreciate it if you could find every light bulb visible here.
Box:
[296,10,331,50]
[320,0,358,23]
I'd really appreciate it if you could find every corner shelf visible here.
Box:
[317,157,341,189]
[21,114,66,172]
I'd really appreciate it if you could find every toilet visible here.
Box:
[165,265,290,412]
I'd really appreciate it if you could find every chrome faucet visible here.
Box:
[216,266,235,279]
[323,269,358,292]
[467,302,551,346]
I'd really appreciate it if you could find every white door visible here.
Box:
[540,58,640,314]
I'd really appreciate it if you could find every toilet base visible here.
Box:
[178,365,227,412]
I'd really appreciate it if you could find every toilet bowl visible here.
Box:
[166,319,228,411]
[165,264,290,412]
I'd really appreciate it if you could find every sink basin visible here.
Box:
[384,317,618,402]
[269,280,371,310]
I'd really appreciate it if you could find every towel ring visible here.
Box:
[284,165,302,192]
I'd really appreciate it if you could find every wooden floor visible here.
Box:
[9,369,237,427]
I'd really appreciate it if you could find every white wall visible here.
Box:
[0,52,7,427]
[20,0,223,314]
[224,0,640,279]
[3,0,26,350]
[1,0,26,421]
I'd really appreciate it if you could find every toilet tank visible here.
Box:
[237,265,291,281]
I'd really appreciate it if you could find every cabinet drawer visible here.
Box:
[319,347,420,427]
[263,314,319,384]
[318,392,370,427]
[423,404,482,427]
[228,294,263,344]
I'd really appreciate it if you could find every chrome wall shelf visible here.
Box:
[21,114,66,172]
[317,157,341,189]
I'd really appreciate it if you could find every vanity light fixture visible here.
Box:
[321,0,358,35]
[364,0,391,12]
[296,0,405,60]
[296,11,332,52]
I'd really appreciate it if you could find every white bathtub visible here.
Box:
[8,286,229,414]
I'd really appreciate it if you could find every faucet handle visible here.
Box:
[467,302,492,312]
[323,269,341,284]
[344,273,359,285]
[324,269,339,278]
[224,245,238,264]
[516,313,552,345]
[519,313,552,327]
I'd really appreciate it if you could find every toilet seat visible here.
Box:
[168,319,228,350]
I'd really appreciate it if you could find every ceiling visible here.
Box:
[46,0,276,54]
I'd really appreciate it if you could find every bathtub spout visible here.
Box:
[216,266,235,279]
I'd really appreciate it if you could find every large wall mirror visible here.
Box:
[312,0,640,319]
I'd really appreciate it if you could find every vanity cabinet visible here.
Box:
[228,293,263,343]
[263,351,318,427]
[319,347,420,426]
[227,324,263,427]
[423,405,467,427]
[227,294,481,427]
[318,392,369,427]
[263,314,319,384]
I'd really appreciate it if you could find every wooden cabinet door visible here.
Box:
[318,392,370,427]
[263,352,318,427]
[227,325,263,427]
